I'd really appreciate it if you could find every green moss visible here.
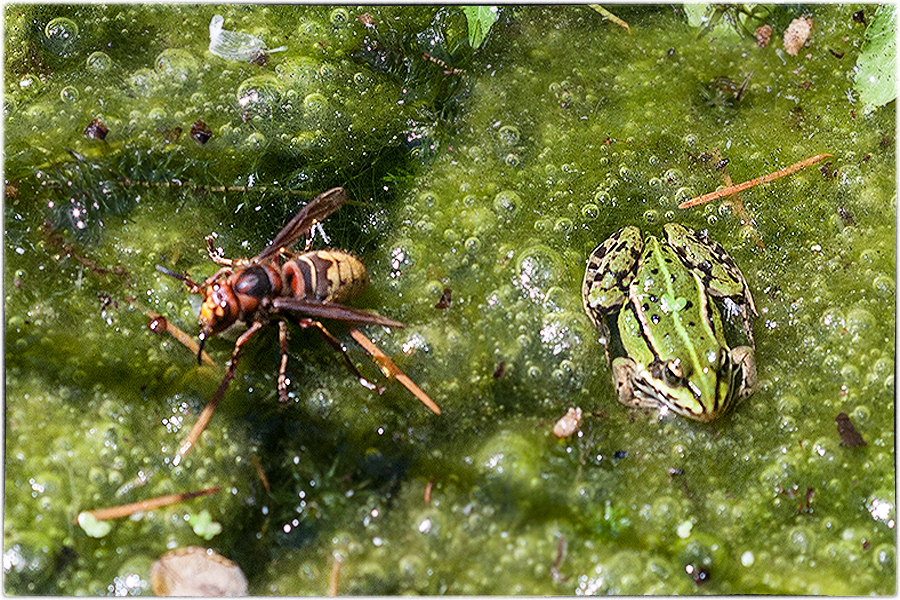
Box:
[5,4,895,596]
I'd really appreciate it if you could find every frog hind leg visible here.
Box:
[729,345,757,399]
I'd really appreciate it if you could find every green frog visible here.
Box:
[582,223,757,421]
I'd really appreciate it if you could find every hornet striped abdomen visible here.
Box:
[283,250,368,304]
[157,187,440,463]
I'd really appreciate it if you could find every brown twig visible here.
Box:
[77,486,221,522]
[424,478,436,504]
[348,328,441,415]
[679,153,832,208]
[327,553,343,597]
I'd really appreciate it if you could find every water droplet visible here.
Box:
[43,17,79,56]
[86,51,112,73]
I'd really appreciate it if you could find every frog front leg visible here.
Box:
[610,356,664,411]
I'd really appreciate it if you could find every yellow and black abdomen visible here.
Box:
[281,250,368,304]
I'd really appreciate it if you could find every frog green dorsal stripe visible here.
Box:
[639,238,710,398]
[582,223,757,421]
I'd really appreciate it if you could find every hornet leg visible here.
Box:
[174,321,264,465]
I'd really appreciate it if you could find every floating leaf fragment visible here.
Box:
[836,412,867,447]
[589,5,631,33]
[783,16,813,56]
[854,4,897,108]
[189,509,224,540]
[462,6,499,49]
[151,546,248,596]
[552,407,582,438]
[208,14,286,65]
[76,511,113,538]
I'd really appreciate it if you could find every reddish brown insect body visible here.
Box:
[158,187,439,463]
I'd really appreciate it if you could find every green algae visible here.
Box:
[5,4,895,595]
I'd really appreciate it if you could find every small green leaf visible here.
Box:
[855,5,897,108]
[684,3,712,28]
[77,512,113,538]
[189,509,223,540]
[463,6,499,49]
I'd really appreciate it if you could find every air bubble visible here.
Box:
[155,49,199,85]
[317,63,335,79]
[43,17,79,56]
[129,68,156,96]
[237,75,283,120]
[329,8,350,26]
[581,203,599,220]
[665,169,684,185]
[493,190,520,215]
[59,86,79,103]
[673,187,693,203]
[303,92,329,114]
[86,51,112,73]
[872,274,894,296]
[554,218,573,233]
[498,125,520,147]
[244,131,267,149]
[417,191,438,208]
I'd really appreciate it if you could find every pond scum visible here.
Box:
[5,5,895,595]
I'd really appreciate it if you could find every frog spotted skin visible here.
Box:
[582,224,757,421]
